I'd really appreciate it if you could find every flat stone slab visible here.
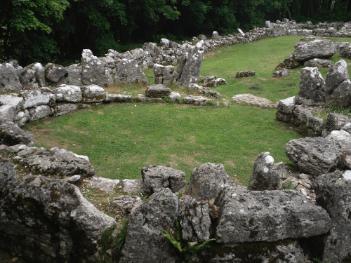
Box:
[216,188,331,243]
[232,94,277,108]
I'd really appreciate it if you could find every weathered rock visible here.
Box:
[45,63,68,84]
[113,58,148,84]
[325,113,351,132]
[153,64,176,85]
[277,96,295,114]
[304,58,332,68]
[338,42,351,59]
[0,95,23,122]
[65,64,82,85]
[298,67,325,104]
[235,71,256,78]
[232,94,276,108]
[325,60,349,95]
[22,90,53,109]
[120,188,179,263]
[273,68,289,78]
[315,171,351,262]
[0,63,22,92]
[216,187,331,243]
[19,63,45,89]
[200,76,226,87]
[28,105,52,121]
[81,49,108,86]
[5,145,95,178]
[54,84,82,103]
[81,85,106,103]
[189,163,230,200]
[111,195,142,216]
[293,39,336,62]
[142,165,185,195]
[276,55,300,70]
[326,130,351,152]
[0,160,115,263]
[249,152,283,190]
[327,79,351,107]
[0,121,32,146]
[169,91,181,102]
[54,103,78,116]
[286,137,341,176]
[14,110,30,126]
[209,241,308,263]
[179,195,211,242]
[176,41,205,87]
[145,84,171,98]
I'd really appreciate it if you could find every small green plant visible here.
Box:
[163,221,216,262]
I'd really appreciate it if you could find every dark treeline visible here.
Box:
[1,0,351,64]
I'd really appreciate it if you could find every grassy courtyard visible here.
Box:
[27,35,331,184]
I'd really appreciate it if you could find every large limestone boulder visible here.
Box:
[179,195,211,242]
[327,79,351,106]
[215,187,331,243]
[153,64,176,85]
[249,152,284,190]
[325,113,351,132]
[28,105,52,121]
[120,188,179,263]
[298,67,325,104]
[0,95,23,122]
[81,85,106,103]
[325,59,349,95]
[293,39,336,62]
[65,64,82,85]
[315,171,351,262]
[0,63,22,92]
[81,49,108,86]
[176,41,205,87]
[54,84,82,103]
[0,121,32,146]
[19,63,46,89]
[21,90,53,109]
[145,84,171,98]
[113,58,148,84]
[188,163,230,200]
[141,165,185,195]
[286,137,342,176]
[45,63,68,84]
[5,145,95,178]
[0,160,115,263]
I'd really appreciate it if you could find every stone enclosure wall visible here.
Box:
[0,19,351,263]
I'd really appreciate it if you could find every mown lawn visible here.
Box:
[27,103,299,185]
[29,35,351,184]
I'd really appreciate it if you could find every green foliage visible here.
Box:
[163,221,216,261]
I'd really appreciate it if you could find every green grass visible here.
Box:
[28,103,299,185]
[201,35,302,102]
[28,35,351,185]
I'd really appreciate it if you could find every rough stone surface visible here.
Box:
[249,152,283,190]
[22,90,53,109]
[81,49,108,87]
[338,42,351,58]
[200,76,226,87]
[216,187,331,243]
[5,145,95,178]
[0,63,22,92]
[286,137,341,176]
[315,171,351,262]
[141,165,185,195]
[325,113,351,132]
[81,85,106,103]
[54,84,82,103]
[0,160,115,263]
[45,63,68,84]
[145,84,171,98]
[0,121,32,146]
[189,163,230,200]
[327,79,351,107]
[65,64,82,85]
[273,68,289,78]
[293,39,336,62]
[153,64,176,85]
[304,58,332,68]
[19,63,45,89]
[298,67,325,104]
[120,188,179,263]
[232,94,276,108]
[235,71,256,78]
[179,195,211,242]
[325,59,349,95]
[176,41,205,87]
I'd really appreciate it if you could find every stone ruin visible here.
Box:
[0,19,351,262]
